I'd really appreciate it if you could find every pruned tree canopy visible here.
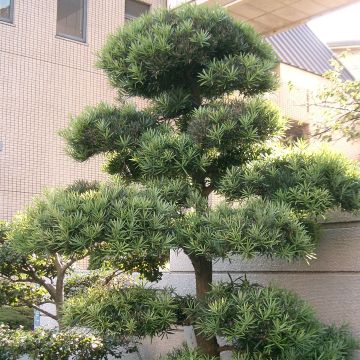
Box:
[5,5,360,358]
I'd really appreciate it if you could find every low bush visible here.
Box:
[0,324,125,360]
[184,281,358,359]
[159,346,213,360]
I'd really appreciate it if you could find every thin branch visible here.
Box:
[1,270,57,301]
[314,103,358,112]
[31,304,58,321]
[63,257,78,272]
[103,269,122,286]
[25,269,57,300]
[54,253,63,272]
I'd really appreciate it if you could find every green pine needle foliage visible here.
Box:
[0,222,55,308]
[9,181,176,281]
[63,285,180,339]
[159,346,213,360]
[176,197,315,261]
[220,146,360,218]
[97,6,277,100]
[185,281,357,359]
[63,280,357,359]
[9,181,176,280]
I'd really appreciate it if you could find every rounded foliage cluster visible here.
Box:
[185,281,357,359]
[177,197,315,261]
[98,6,277,102]
[220,146,360,217]
[63,280,357,359]
[9,181,176,281]
[63,285,180,339]
[61,103,156,165]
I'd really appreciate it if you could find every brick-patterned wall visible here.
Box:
[0,0,165,220]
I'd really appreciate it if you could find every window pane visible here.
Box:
[0,0,12,22]
[125,0,149,21]
[57,0,86,41]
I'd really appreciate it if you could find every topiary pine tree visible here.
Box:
[10,5,360,358]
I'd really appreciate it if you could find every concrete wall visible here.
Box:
[165,216,360,359]
[0,0,164,220]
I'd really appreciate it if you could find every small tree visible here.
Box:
[314,58,360,141]
[10,6,360,358]
[0,221,61,322]
[0,182,125,325]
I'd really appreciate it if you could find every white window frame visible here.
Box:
[125,0,150,22]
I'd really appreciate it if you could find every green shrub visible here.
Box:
[63,279,358,359]
[186,281,358,359]
[63,285,180,339]
[159,346,214,360]
[0,324,125,360]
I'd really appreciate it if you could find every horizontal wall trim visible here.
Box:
[321,220,360,228]
[169,270,360,275]
[0,49,102,76]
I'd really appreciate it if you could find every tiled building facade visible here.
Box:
[0,0,165,220]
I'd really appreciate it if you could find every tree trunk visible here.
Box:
[54,254,66,330]
[189,254,220,357]
[55,273,65,329]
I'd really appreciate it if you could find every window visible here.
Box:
[57,0,87,42]
[125,0,150,21]
[0,0,13,23]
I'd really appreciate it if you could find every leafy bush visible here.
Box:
[0,324,124,360]
[159,346,214,360]
[63,280,358,359]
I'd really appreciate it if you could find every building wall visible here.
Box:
[0,0,165,220]
[1,3,357,219]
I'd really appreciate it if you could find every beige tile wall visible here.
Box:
[0,0,165,220]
